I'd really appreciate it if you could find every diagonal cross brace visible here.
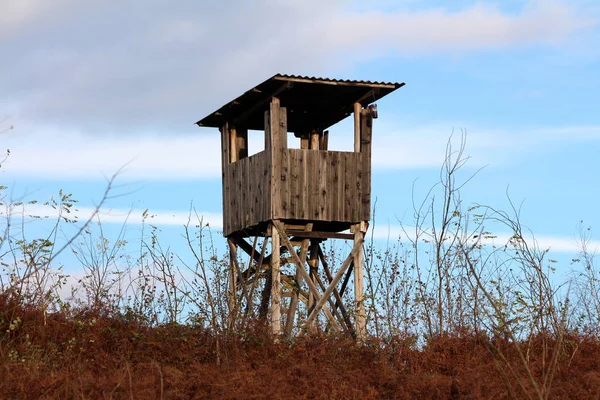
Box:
[304,238,364,329]
[272,221,341,331]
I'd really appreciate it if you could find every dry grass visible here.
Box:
[1,295,599,399]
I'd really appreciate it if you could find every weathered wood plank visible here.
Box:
[271,223,281,335]
[318,150,328,220]
[269,98,281,219]
[354,102,361,153]
[279,108,289,217]
[320,130,329,151]
[353,223,366,340]
[360,110,373,221]
[237,127,248,160]
[300,149,308,220]
[287,230,354,240]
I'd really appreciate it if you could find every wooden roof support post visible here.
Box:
[353,102,361,153]
[320,130,329,151]
[220,123,231,233]
[353,223,367,340]
[236,127,248,160]
[271,221,281,336]
[310,129,320,150]
[229,127,238,163]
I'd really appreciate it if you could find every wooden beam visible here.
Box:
[307,239,319,332]
[288,230,353,240]
[353,102,361,153]
[360,109,373,221]
[271,222,281,335]
[229,127,238,163]
[304,237,363,328]
[237,127,248,159]
[310,129,319,150]
[301,135,309,149]
[219,123,230,234]
[320,130,329,151]
[353,223,366,340]
[227,238,238,330]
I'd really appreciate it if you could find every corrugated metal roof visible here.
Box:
[195,74,405,132]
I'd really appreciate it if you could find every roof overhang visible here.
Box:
[195,74,405,133]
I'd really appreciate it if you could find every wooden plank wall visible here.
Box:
[221,102,373,236]
[223,150,270,236]
[273,149,369,223]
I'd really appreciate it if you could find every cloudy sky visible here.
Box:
[2,0,600,263]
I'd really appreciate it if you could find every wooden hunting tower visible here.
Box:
[196,74,403,339]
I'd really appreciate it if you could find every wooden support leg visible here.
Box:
[307,239,319,332]
[271,223,281,335]
[227,238,238,330]
[353,223,367,340]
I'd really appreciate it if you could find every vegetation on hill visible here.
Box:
[1,135,599,399]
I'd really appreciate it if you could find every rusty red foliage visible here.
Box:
[1,296,599,399]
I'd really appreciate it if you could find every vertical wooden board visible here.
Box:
[360,111,373,221]
[305,150,312,220]
[237,128,248,160]
[351,153,360,222]
[220,124,230,235]
[344,153,357,222]
[338,152,346,222]
[254,153,261,224]
[241,158,248,228]
[279,108,288,150]
[264,152,271,223]
[353,226,366,340]
[288,149,298,220]
[335,153,342,224]
[310,151,320,220]
[264,110,271,158]
[231,162,240,231]
[247,155,255,226]
[280,149,289,219]
[329,152,339,222]
[318,150,328,221]
[271,224,281,335]
[354,103,361,153]
[270,100,282,219]
[298,149,307,220]
[229,128,238,163]
[278,108,289,219]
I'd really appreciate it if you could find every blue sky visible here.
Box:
[1,0,600,270]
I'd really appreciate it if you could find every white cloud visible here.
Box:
[1,0,596,138]
[324,1,597,56]
[3,123,600,179]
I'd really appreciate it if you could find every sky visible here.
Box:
[1,0,600,272]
